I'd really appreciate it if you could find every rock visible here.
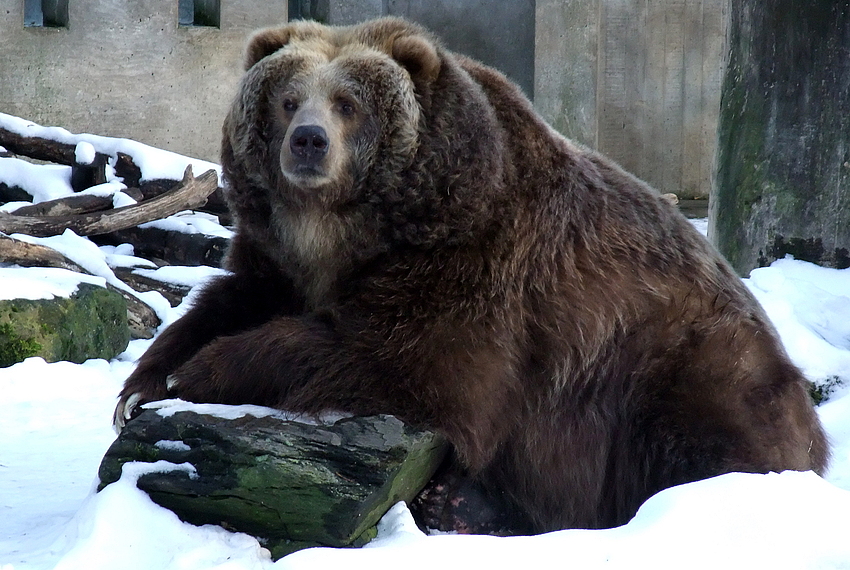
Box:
[0,283,129,367]
[98,409,449,558]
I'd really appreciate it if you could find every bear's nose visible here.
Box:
[289,125,329,164]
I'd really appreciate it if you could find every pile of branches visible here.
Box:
[0,126,226,338]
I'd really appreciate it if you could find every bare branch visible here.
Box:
[0,166,219,238]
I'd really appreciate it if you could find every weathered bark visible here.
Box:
[113,267,192,307]
[115,152,143,188]
[70,152,109,192]
[94,226,230,268]
[713,1,850,274]
[11,193,116,217]
[0,233,161,338]
[0,166,218,238]
[98,410,449,559]
[0,233,87,273]
[0,183,33,203]
[0,125,76,164]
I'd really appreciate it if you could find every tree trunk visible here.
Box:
[712,1,850,275]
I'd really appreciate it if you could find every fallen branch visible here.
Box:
[0,166,218,238]
[11,193,116,217]
[0,232,161,339]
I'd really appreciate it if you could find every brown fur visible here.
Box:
[115,17,829,532]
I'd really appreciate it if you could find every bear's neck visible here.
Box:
[271,203,383,308]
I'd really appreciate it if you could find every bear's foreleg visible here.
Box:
[114,270,298,429]
[164,312,521,471]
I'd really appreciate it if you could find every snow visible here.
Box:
[0,112,220,183]
[140,211,234,239]
[73,142,96,166]
[0,157,72,202]
[1,118,849,569]
[145,399,350,425]
[131,265,228,288]
[0,267,107,301]
[2,245,849,570]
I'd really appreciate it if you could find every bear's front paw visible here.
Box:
[113,368,177,432]
[113,392,144,433]
[164,343,231,403]
[113,386,174,433]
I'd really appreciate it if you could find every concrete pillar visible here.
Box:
[534,0,598,147]
[712,0,850,274]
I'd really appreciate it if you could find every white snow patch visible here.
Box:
[146,399,351,426]
[131,265,229,288]
[154,440,192,452]
[74,141,96,165]
[0,112,220,183]
[0,267,107,301]
[99,244,158,270]
[744,257,850,391]
[0,157,72,202]
[689,217,708,236]
[140,211,234,238]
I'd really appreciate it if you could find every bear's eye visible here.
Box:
[282,99,298,113]
[338,99,356,117]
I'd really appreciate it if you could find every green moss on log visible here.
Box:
[98,411,448,558]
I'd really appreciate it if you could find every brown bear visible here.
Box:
[114,17,829,533]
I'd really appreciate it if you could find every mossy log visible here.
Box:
[98,409,448,558]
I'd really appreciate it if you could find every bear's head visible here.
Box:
[222,17,505,258]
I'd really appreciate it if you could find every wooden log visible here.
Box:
[0,125,75,164]
[115,152,143,188]
[70,150,109,192]
[0,128,168,194]
[0,166,218,238]
[0,233,87,273]
[11,193,116,217]
[98,410,449,559]
[93,226,229,268]
[112,267,192,308]
[0,183,33,204]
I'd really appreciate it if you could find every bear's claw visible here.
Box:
[113,392,142,433]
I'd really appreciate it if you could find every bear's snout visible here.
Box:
[289,125,329,165]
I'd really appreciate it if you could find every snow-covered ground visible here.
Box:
[1,115,849,569]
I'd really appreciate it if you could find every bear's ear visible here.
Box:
[391,35,441,87]
[244,26,294,70]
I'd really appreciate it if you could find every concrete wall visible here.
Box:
[386,0,535,98]
[0,0,287,162]
[3,1,726,198]
[290,0,535,98]
[536,0,727,199]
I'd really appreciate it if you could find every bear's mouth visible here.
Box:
[282,164,332,189]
